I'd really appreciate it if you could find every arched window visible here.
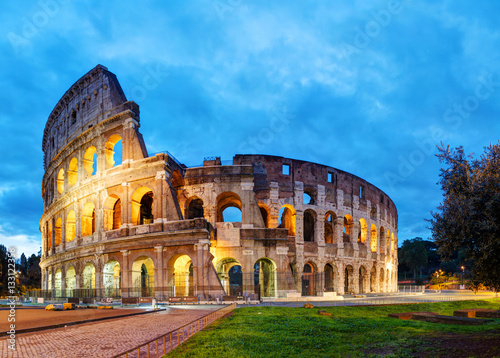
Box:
[55,217,62,246]
[358,218,367,244]
[278,205,296,236]
[324,264,334,292]
[303,209,316,242]
[68,158,78,187]
[186,198,204,219]
[216,192,242,222]
[259,205,270,228]
[131,187,154,225]
[84,146,97,177]
[103,195,121,230]
[57,169,64,194]
[81,202,96,236]
[324,212,336,244]
[370,224,377,252]
[105,134,123,169]
[343,215,353,243]
[66,210,76,242]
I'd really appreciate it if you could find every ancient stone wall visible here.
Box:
[39,66,398,301]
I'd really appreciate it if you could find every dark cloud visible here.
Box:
[2,1,500,256]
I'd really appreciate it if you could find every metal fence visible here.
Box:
[113,303,237,358]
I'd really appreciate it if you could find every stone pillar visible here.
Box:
[241,180,256,228]
[121,250,130,296]
[155,246,164,298]
[316,210,325,245]
[337,264,345,295]
[334,217,344,249]
[295,211,304,243]
[61,210,66,251]
[51,217,56,255]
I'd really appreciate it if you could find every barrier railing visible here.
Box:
[113,303,236,358]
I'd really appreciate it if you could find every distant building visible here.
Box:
[39,65,398,301]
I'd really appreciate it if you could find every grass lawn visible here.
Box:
[165,299,500,358]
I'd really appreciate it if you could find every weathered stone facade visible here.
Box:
[40,65,398,301]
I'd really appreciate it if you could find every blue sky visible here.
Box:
[1,0,500,258]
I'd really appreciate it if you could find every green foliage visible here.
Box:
[398,238,428,273]
[166,300,500,358]
[430,143,500,292]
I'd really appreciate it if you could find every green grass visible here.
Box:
[165,299,500,358]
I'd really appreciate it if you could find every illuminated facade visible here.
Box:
[39,65,398,300]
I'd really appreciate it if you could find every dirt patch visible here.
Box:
[0,308,151,332]
[416,331,500,358]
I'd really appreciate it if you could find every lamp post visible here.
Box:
[461,266,465,288]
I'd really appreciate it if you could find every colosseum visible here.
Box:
[39,65,398,303]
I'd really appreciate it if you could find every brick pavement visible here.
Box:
[1,306,218,358]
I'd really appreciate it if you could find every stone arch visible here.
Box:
[57,168,64,194]
[390,233,395,253]
[386,230,391,253]
[54,268,62,297]
[303,187,316,205]
[83,146,97,177]
[216,191,242,222]
[324,263,335,292]
[358,218,367,245]
[302,261,316,296]
[167,254,194,296]
[370,224,377,252]
[303,209,316,242]
[131,187,154,225]
[278,204,296,236]
[258,203,270,228]
[81,202,95,236]
[66,266,76,295]
[216,257,242,296]
[343,215,353,243]
[254,257,277,298]
[132,256,155,297]
[344,265,354,294]
[386,268,391,292]
[172,169,184,189]
[68,157,78,187]
[104,134,122,169]
[55,217,62,246]
[66,210,76,242]
[103,195,121,230]
[103,260,120,297]
[81,262,96,290]
[324,211,336,244]
[186,196,204,219]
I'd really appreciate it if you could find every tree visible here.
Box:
[20,253,27,275]
[398,238,428,278]
[429,143,500,293]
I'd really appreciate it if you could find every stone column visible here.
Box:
[51,217,56,255]
[334,217,344,249]
[61,210,66,251]
[121,250,130,296]
[155,246,164,299]
[316,210,325,245]
[337,264,345,295]
[241,180,256,228]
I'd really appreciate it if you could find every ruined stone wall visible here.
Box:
[39,66,398,300]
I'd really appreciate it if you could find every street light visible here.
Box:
[461,266,465,288]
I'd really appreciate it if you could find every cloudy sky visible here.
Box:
[1,1,500,258]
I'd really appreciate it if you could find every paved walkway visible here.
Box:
[1,306,218,358]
